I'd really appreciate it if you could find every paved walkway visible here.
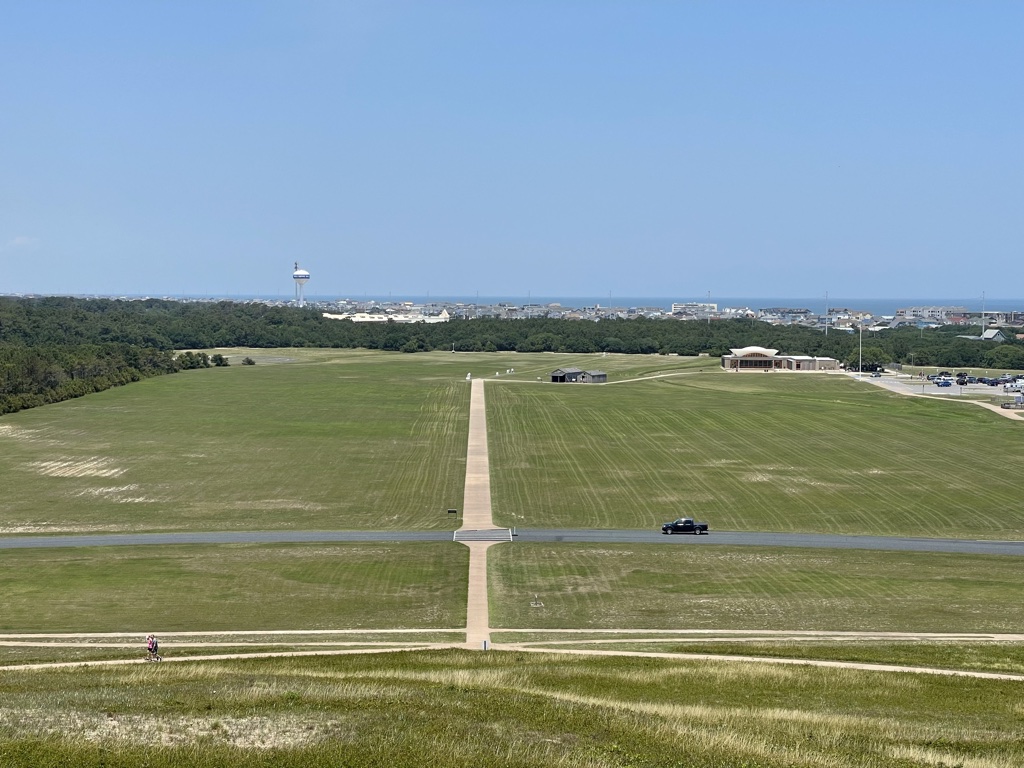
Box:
[461,378,496,531]
[460,378,501,648]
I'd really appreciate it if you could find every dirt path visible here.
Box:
[5,634,1023,682]
[493,646,1024,682]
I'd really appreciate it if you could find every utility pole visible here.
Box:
[824,291,829,337]
[858,322,863,380]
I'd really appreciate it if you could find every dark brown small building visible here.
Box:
[551,368,607,383]
[551,367,584,383]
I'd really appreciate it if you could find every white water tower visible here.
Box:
[292,262,310,307]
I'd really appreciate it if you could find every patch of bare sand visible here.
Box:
[224,500,326,511]
[72,487,157,505]
[72,485,158,503]
[0,709,335,749]
[0,523,151,534]
[27,458,125,478]
[75,485,141,496]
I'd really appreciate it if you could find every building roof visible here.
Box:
[726,346,779,357]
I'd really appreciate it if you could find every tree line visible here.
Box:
[0,343,180,415]
[1,296,1022,414]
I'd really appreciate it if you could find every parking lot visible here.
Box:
[856,371,1024,417]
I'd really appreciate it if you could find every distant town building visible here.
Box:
[671,302,717,314]
[757,307,814,324]
[956,329,1008,343]
[895,306,967,322]
[322,308,450,324]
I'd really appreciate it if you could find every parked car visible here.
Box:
[661,518,709,535]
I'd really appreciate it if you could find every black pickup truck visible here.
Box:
[661,517,709,535]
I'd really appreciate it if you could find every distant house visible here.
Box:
[550,368,607,383]
[721,346,839,372]
[551,367,584,383]
[956,329,1008,343]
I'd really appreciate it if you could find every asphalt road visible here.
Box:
[1,529,1022,556]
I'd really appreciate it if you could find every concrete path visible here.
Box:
[461,378,496,531]
[460,378,501,648]
[463,541,499,649]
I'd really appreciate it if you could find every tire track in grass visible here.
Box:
[492,386,567,526]
[380,380,467,526]
[689,409,797,532]
[488,386,537,527]
[624,406,698,512]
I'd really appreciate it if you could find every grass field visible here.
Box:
[487,369,1024,536]
[6,348,1022,536]
[0,350,471,533]
[0,542,467,632]
[3,352,1024,765]
[0,349,708,535]
[489,544,1024,631]
[0,651,1020,767]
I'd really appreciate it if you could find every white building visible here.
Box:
[721,346,839,372]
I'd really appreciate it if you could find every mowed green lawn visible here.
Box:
[0,542,467,632]
[489,544,1024,632]
[488,371,1024,536]
[0,350,705,534]
[0,350,473,533]
[4,350,1023,537]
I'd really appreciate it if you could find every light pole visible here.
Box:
[858,322,863,379]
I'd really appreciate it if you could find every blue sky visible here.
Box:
[1,1,1021,299]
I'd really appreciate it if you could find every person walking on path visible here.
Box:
[145,634,161,661]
